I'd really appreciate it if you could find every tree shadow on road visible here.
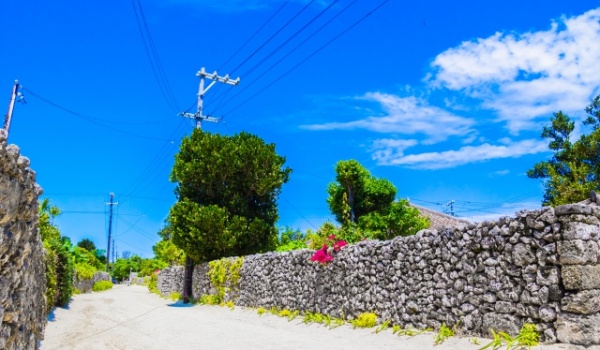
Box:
[167,301,195,308]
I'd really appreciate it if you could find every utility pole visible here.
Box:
[179,67,240,129]
[112,238,116,265]
[3,80,20,135]
[445,200,456,217]
[105,193,118,272]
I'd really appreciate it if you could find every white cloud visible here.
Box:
[302,93,475,144]
[490,169,510,177]
[429,8,600,133]
[371,138,418,162]
[372,139,549,169]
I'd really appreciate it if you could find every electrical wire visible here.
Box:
[119,119,187,203]
[22,87,175,141]
[209,0,359,115]
[281,197,318,229]
[117,215,158,241]
[216,0,291,72]
[131,0,180,113]
[221,0,391,117]
[229,0,317,75]
[239,0,339,79]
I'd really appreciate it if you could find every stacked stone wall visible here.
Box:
[0,130,46,350]
[158,203,600,346]
[73,271,111,293]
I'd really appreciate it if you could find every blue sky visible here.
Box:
[2,1,599,258]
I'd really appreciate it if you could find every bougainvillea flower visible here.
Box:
[333,240,347,251]
[311,244,333,263]
[328,234,336,241]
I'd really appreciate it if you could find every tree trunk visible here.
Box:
[347,187,356,223]
[182,256,194,304]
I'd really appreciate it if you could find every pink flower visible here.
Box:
[333,240,347,252]
[328,234,336,241]
[311,244,333,264]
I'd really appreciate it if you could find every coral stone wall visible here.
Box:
[73,271,111,293]
[0,130,46,350]
[158,203,600,346]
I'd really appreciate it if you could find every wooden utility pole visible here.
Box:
[3,80,19,135]
[179,67,240,129]
[105,193,118,272]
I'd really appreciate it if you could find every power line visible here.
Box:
[209,0,359,115]
[117,215,158,241]
[131,0,180,113]
[238,0,339,79]
[221,0,391,117]
[281,197,318,230]
[229,0,317,75]
[216,0,291,73]
[22,87,175,141]
[119,119,187,203]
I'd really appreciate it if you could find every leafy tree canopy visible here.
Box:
[153,238,185,266]
[527,95,600,206]
[327,160,429,240]
[77,238,96,252]
[169,130,291,262]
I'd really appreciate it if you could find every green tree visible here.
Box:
[112,256,143,281]
[153,239,185,266]
[326,160,429,241]
[527,95,600,206]
[170,130,290,302]
[169,130,291,259]
[77,238,96,252]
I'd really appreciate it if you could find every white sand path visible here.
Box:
[40,284,579,350]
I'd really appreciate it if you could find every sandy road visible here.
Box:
[40,285,577,350]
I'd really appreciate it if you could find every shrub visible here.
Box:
[198,294,221,305]
[148,272,159,294]
[169,292,182,302]
[351,312,377,328]
[74,262,96,280]
[92,280,113,292]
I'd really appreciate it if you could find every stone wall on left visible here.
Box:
[0,129,46,350]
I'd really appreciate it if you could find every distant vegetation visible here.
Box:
[39,199,107,313]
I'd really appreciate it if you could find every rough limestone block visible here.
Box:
[537,266,559,286]
[562,222,600,240]
[556,204,593,216]
[482,313,521,337]
[562,290,600,314]
[512,243,536,266]
[562,265,600,290]
[556,313,600,346]
[558,240,598,265]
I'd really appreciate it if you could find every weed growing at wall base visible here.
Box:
[350,312,377,328]
[169,292,182,302]
[434,322,455,345]
[92,280,113,292]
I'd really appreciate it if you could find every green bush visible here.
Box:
[43,243,58,313]
[148,272,159,294]
[92,280,113,292]
[54,238,74,307]
[351,312,377,328]
[169,292,182,301]
[74,262,96,280]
